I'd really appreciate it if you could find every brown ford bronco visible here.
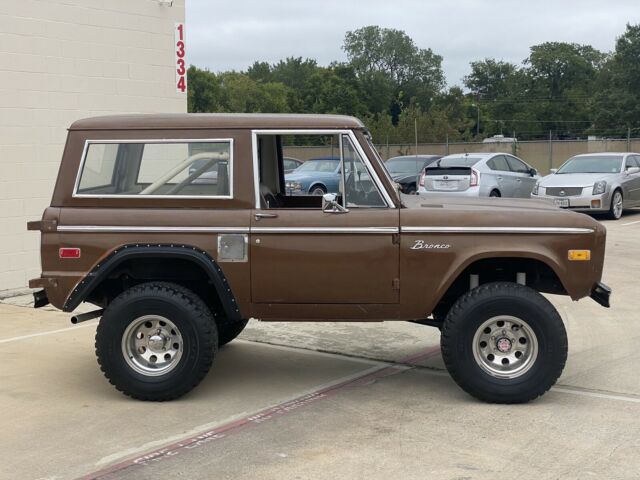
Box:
[27,114,611,403]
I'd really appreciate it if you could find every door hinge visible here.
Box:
[392,278,400,290]
[392,233,400,245]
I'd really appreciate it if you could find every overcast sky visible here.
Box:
[186,0,640,87]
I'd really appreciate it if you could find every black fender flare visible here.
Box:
[62,244,241,321]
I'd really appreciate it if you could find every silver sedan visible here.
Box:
[531,152,640,220]
[417,152,540,198]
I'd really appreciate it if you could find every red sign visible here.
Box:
[175,23,187,93]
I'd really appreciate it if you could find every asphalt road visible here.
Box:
[1,210,639,480]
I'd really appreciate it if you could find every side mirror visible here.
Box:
[626,166,640,175]
[322,193,348,213]
[529,168,538,177]
[549,168,558,174]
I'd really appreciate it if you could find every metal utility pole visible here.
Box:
[472,103,480,137]
[627,127,631,152]
[548,130,553,171]
[445,132,449,156]
[414,118,418,156]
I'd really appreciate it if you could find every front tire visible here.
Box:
[310,185,326,195]
[404,184,416,195]
[607,189,623,220]
[440,282,567,404]
[95,282,217,401]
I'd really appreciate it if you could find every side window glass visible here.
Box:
[77,141,232,197]
[506,156,529,173]
[626,156,639,168]
[490,155,510,171]
[341,135,385,207]
[257,133,340,208]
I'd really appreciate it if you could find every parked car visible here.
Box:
[417,152,540,198]
[384,155,441,194]
[283,156,303,174]
[531,152,640,220]
[284,156,341,195]
[28,113,610,404]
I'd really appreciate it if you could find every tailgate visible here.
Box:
[423,166,472,192]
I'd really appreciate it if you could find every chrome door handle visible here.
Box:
[255,213,278,220]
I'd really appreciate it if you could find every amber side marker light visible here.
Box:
[59,248,81,259]
[568,249,590,261]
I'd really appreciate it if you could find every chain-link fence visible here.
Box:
[284,137,640,175]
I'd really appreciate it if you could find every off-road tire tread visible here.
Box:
[95,281,218,401]
[152,282,246,348]
[441,282,567,404]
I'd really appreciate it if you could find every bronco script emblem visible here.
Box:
[411,240,451,250]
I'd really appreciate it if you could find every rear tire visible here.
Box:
[95,282,217,401]
[607,189,623,220]
[440,282,567,404]
[310,185,326,195]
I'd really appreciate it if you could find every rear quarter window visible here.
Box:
[75,140,233,198]
[487,155,510,171]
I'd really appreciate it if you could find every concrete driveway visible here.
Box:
[1,212,639,480]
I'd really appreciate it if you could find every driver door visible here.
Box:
[250,132,399,319]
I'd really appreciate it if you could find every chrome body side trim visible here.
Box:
[56,225,592,235]
[401,226,594,234]
[251,227,399,234]
[57,226,250,233]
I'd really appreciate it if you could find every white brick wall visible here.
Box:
[0,0,186,292]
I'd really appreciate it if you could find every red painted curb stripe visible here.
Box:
[76,344,441,480]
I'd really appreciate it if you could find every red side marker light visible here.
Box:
[59,248,81,259]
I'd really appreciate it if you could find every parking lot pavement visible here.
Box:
[0,211,639,480]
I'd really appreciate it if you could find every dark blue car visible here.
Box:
[284,157,341,195]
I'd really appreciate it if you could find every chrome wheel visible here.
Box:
[612,191,623,219]
[472,315,538,379]
[121,315,183,376]
[310,186,325,195]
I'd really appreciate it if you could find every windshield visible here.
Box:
[385,158,424,174]
[556,156,622,174]
[295,159,339,173]
[438,156,481,167]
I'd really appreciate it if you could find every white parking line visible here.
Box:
[552,387,640,404]
[621,219,640,226]
[0,321,97,344]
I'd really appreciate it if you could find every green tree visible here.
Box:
[343,26,444,120]
[464,59,520,100]
[592,24,640,132]
[523,42,605,137]
[187,66,221,113]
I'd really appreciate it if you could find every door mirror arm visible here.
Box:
[322,193,349,213]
